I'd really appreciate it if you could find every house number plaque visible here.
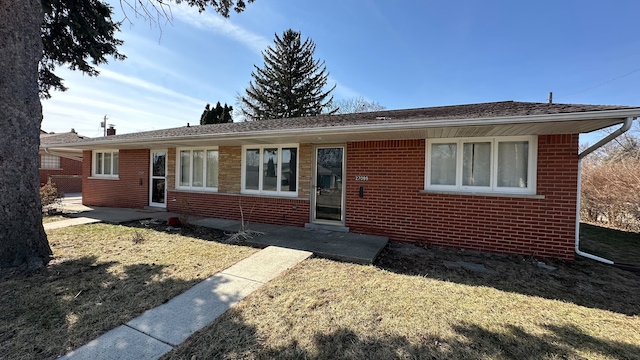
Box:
[355,176,369,181]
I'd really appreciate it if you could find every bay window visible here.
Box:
[242,145,298,196]
[426,136,536,194]
[177,148,218,190]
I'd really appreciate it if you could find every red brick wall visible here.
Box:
[345,135,578,260]
[82,149,150,208]
[39,155,83,193]
[166,191,310,226]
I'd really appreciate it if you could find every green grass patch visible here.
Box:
[0,223,257,360]
[580,223,640,264]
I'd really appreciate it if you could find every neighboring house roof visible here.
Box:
[40,131,88,161]
[40,131,89,145]
[44,101,640,150]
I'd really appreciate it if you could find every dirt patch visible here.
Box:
[122,219,229,243]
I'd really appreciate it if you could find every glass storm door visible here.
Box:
[314,147,345,224]
[150,150,167,207]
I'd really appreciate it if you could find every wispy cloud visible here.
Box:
[170,4,270,54]
[41,67,205,136]
[329,76,364,100]
[98,68,206,106]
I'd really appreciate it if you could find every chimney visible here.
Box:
[106,125,116,136]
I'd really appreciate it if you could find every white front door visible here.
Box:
[313,146,345,225]
[150,150,167,207]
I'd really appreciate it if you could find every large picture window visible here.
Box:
[242,145,298,196]
[426,136,536,194]
[177,148,218,190]
[92,151,119,177]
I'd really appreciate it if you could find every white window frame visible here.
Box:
[425,136,537,195]
[176,147,219,191]
[40,154,60,169]
[241,144,299,197]
[92,150,119,178]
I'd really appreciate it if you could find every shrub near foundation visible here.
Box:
[40,183,63,213]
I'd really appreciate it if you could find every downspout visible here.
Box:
[575,117,634,264]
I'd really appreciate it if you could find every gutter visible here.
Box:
[47,108,640,149]
[575,117,635,267]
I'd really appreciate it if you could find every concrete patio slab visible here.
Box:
[246,227,388,264]
[220,222,285,234]
[60,325,172,360]
[126,273,263,346]
[221,246,313,283]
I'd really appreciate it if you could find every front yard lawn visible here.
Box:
[0,222,257,360]
[166,224,640,360]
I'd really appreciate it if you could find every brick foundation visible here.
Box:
[167,191,310,227]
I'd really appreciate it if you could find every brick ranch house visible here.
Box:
[45,101,640,261]
[39,131,86,193]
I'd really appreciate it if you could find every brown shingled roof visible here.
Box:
[40,131,89,145]
[56,101,640,145]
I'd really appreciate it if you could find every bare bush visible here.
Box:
[581,157,640,231]
[131,231,145,244]
[40,183,63,214]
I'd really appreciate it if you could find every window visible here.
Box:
[93,151,118,177]
[177,148,218,190]
[40,154,60,169]
[426,136,536,194]
[242,145,298,196]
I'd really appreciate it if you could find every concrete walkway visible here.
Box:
[61,246,312,360]
[192,218,388,264]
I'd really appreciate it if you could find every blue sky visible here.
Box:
[41,0,640,144]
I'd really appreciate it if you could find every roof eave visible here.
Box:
[47,108,640,149]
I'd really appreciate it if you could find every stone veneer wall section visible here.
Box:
[345,135,579,261]
[297,144,312,199]
[166,148,176,190]
[218,146,242,194]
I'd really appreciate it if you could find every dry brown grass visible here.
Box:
[0,223,257,360]
[166,235,640,359]
[41,214,68,224]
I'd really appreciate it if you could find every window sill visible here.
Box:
[172,188,218,194]
[420,189,545,199]
[88,176,119,180]
[169,189,309,201]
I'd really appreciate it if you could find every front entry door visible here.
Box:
[313,147,345,224]
[150,150,167,207]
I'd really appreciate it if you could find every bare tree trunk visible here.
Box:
[0,0,52,271]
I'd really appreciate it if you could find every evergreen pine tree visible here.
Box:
[200,102,234,124]
[240,29,336,121]
[214,101,224,121]
[200,103,211,125]
[223,104,234,122]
